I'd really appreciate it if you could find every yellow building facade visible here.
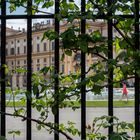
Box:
[5,20,109,88]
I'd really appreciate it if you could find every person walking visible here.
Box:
[121,82,128,102]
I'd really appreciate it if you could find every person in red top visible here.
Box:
[121,82,128,102]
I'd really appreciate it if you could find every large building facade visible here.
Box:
[5,20,114,89]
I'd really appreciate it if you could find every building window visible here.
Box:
[11,61,14,65]
[88,29,92,33]
[17,47,20,54]
[17,40,20,43]
[37,66,40,71]
[11,41,13,44]
[10,48,15,55]
[24,39,26,42]
[16,75,19,87]
[23,76,27,87]
[52,57,54,62]
[37,59,40,63]
[24,46,26,54]
[74,53,81,61]
[44,58,46,62]
[24,60,26,64]
[44,42,47,51]
[17,60,20,65]
[37,44,40,52]
[52,42,55,50]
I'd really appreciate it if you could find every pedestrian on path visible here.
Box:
[121,82,128,102]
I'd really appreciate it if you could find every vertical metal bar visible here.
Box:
[81,0,86,139]
[27,1,32,140]
[107,0,113,135]
[54,0,59,140]
[135,0,140,135]
[0,0,6,137]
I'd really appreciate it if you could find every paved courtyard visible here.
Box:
[5,107,134,140]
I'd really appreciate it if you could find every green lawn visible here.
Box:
[88,100,134,107]
[6,100,134,107]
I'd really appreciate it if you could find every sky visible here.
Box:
[6,0,81,30]
[6,2,54,30]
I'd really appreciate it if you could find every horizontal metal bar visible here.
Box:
[0,14,54,19]
[0,14,139,19]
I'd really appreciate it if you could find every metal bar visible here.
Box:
[0,15,54,19]
[81,0,86,140]
[135,0,140,135]
[0,0,6,137]
[26,1,32,140]
[107,0,113,135]
[54,0,60,140]
[1,14,140,19]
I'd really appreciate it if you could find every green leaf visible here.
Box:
[40,66,50,74]
[52,105,58,115]
[116,51,127,61]
[9,4,16,13]
[36,105,42,112]
[37,124,42,130]
[15,67,27,73]
[65,50,72,56]
[91,30,102,43]
[41,111,45,116]
[61,53,65,61]
[42,30,59,41]
[33,84,39,96]
[42,1,54,8]
[15,131,21,136]
[127,123,134,130]
[110,133,122,140]
[8,130,21,136]
[68,3,75,10]
[119,40,128,49]
[115,37,121,53]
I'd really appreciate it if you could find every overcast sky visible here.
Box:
[6,2,54,30]
[6,0,80,30]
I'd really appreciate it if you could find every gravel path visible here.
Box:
[5,107,134,140]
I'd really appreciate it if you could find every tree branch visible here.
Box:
[89,0,135,50]
[0,111,73,140]
[86,76,135,93]
[113,23,136,50]
[93,52,108,61]
[6,0,53,15]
